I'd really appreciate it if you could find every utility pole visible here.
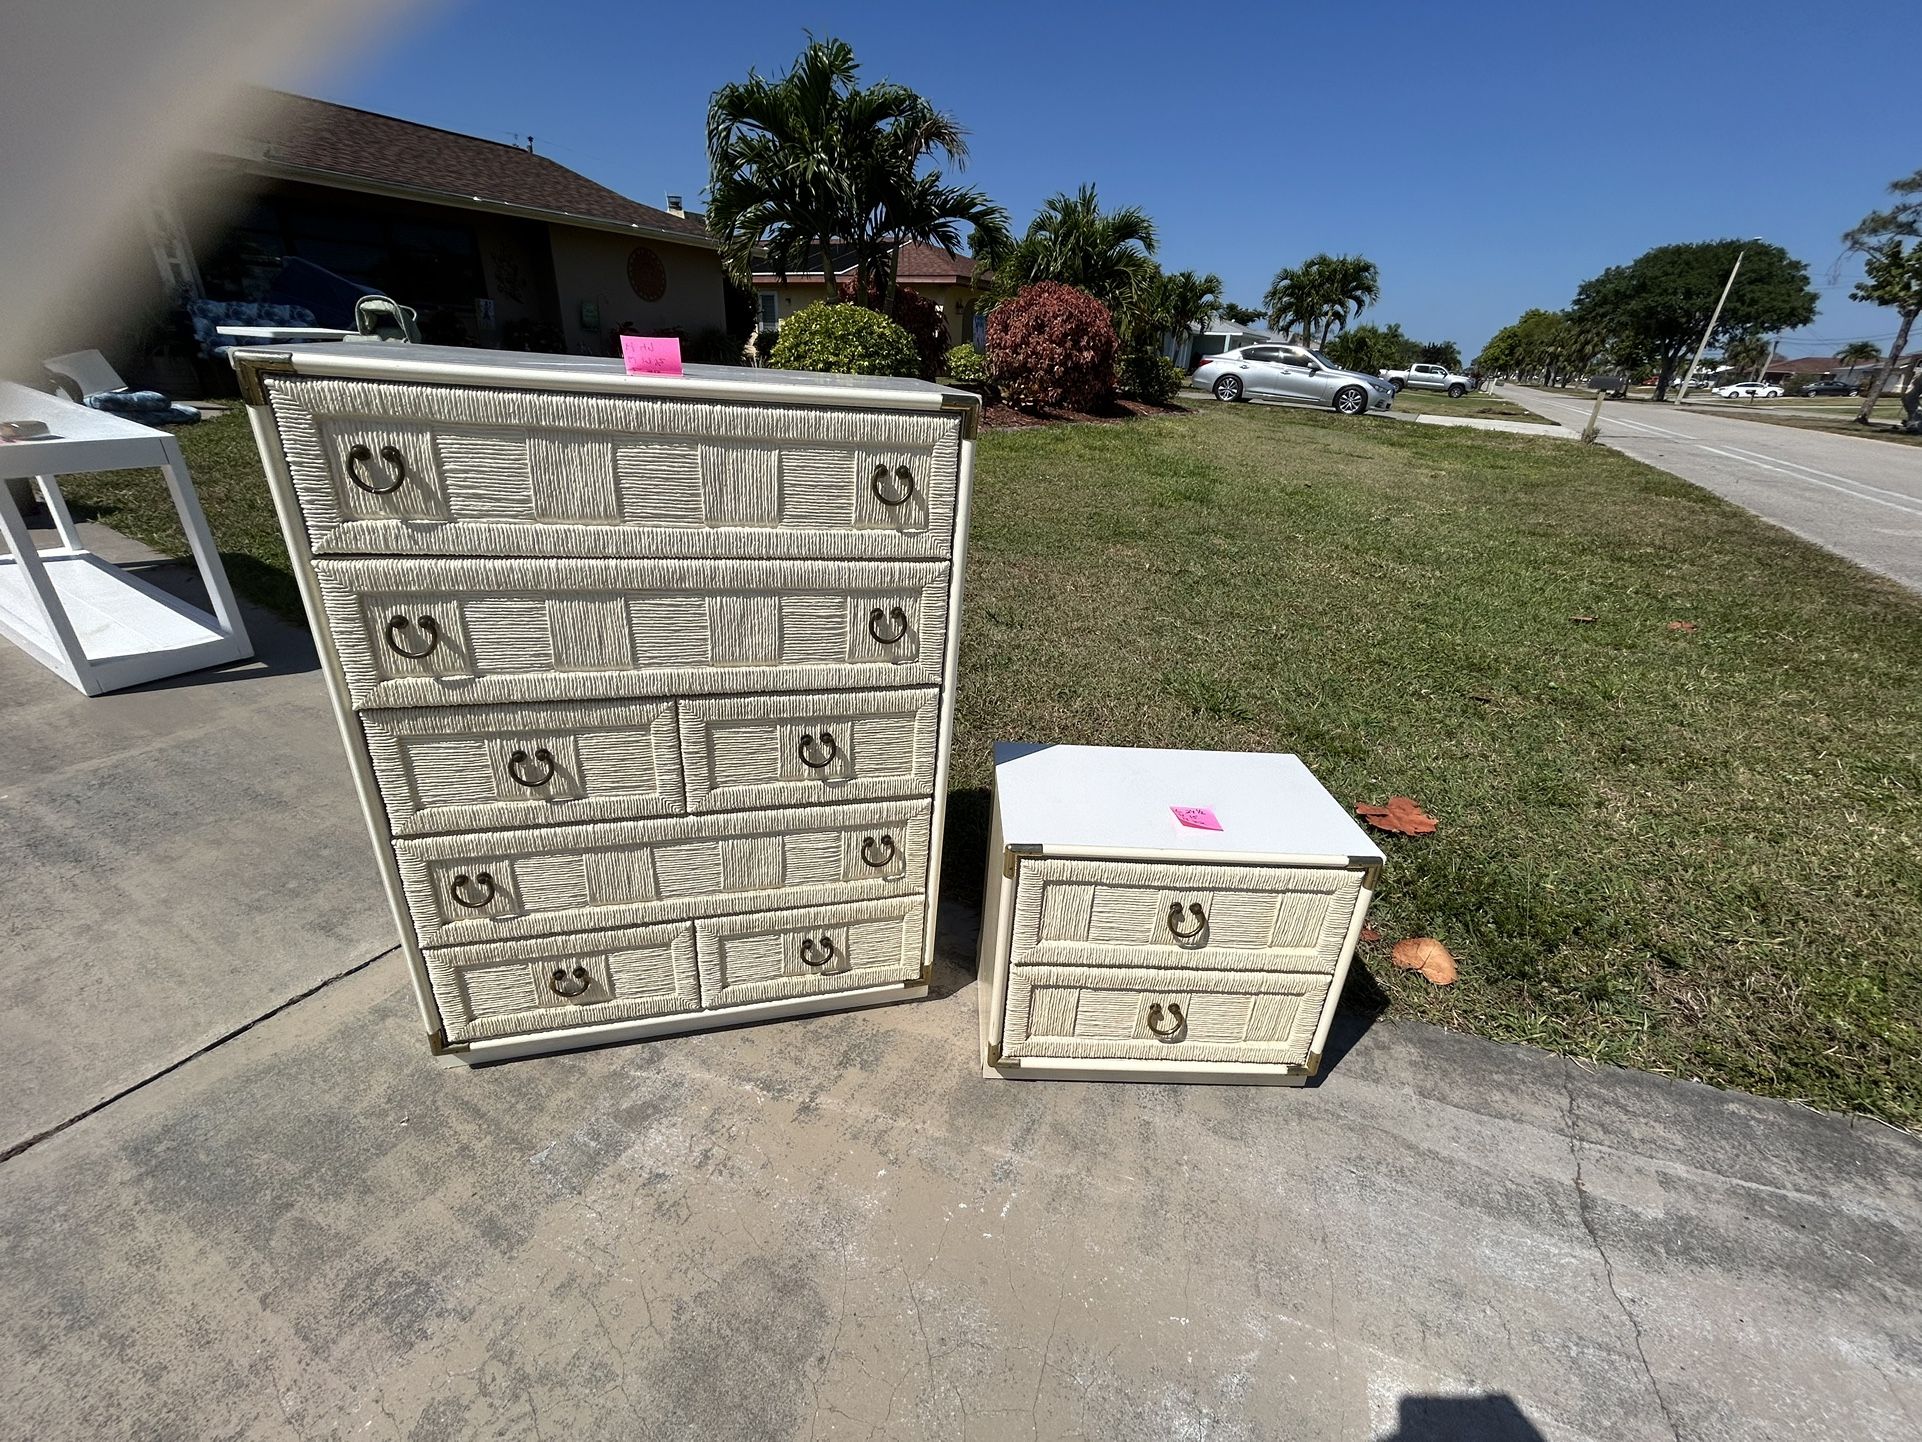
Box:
[1755,335,1777,383]
[1675,238,1761,405]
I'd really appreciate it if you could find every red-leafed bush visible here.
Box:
[986,282,1116,410]
[836,280,949,380]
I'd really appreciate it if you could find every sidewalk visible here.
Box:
[2,535,1918,1442]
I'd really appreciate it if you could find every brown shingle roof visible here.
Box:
[751,240,981,286]
[237,89,712,245]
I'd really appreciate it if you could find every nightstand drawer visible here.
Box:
[1000,964,1330,1066]
[678,687,941,813]
[695,898,926,1009]
[269,376,960,559]
[1010,858,1365,975]
[361,699,684,837]
[423,923,700,1045]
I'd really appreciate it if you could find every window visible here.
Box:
[1279,349,1315,367]
[1241,346,1281,361]
[758,291,779,327]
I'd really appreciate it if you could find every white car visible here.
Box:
[1192,344,1395,415]
[1712,381,1784,398]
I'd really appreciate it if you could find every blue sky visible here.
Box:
[289,2,1916,359]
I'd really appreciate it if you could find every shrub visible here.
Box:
[986,281,1117,410]
[838,280,948,380]
[1118,342,1182,404]
[944,343,988,391]
[769,302,920,378]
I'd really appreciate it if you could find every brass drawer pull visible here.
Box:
[449,871,496,909]
[548,964,591,998]
[507,747,556,787]
[868,606,909,645]
[346,443,408,494]
[798,730,838,769]
[800,935,837,968]
[861,833,896,869]
[384,614,441,659]
[871,463,916,507]
[1147,1001,1187,1041]
[1168,902,1207,941]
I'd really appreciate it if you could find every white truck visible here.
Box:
[1383,362,1474,397]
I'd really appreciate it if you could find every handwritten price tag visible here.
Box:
[620,334,683,376]
[1171,805,1223,831]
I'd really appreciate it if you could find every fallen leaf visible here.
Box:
[1354,796,1439,836]
[1571,615,1598,624]
[1666,620,1698,632]
[1392,937,1458,985]
[1360,924,1381,944]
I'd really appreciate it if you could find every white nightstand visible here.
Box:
[978,744,1384,1085]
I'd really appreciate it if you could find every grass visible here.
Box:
[1686,401,1921,447]
[1382,389,1555,425]
[52,406,1922,1125]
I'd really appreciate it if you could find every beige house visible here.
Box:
[753,242,990,350]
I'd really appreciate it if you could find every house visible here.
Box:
[1762,352,1920,390]
[752,241,990,349]
[94,88,727,387]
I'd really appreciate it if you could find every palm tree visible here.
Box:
[1144,269,1223,340]
[1843,167,1922,426]
[1836,340,1882,367]
[1317,254,1381,346]
[1262,265,1324,345]
[1263,254,1380,346]
[995,185,1158,307]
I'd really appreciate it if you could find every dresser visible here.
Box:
[234,343,976,1062]
[978,744,1383,1084]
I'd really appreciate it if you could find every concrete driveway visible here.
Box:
[1505,388,1922,593]
[2,539,1920,1442]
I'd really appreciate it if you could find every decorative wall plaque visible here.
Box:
[627,245,667,302]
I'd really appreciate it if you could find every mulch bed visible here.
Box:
[978,396,1193,430]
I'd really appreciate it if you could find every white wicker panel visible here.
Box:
[694,897,925,1009]
[1000,964,1329,1065]
[423,922,700,1043]
[392,799,931,945]
[267,376,958,559]
[1011,857,1362,975]
[678,688,940,813]
[315,557,949,709]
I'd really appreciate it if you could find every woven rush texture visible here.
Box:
[679,686,941,813]
[423,921,701,1043]
[1002,963,1329,1064]
[695,896,927,1009]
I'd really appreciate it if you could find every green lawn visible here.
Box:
[52,406,1922,1125]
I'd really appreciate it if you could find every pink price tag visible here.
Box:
[620,335,683,376]
[1171,806,1223,831]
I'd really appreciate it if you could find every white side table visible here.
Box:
[0,382,252,694]
[978,744,1384,1085]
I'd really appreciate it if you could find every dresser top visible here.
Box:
[993,743,1383,868]
[231,342,979,417]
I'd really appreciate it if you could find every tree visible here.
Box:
[992,184,1157,308]
[1842,168,1922,429]
[1215,301,1264,326]
[1262,253,1380,347]
[1418,340,1463,370]
[1836,340,1882,367]
[1570,240,1816,402]
[1722,334,1772,377]
[706,38,1008,310]
[1326,322,1416,376]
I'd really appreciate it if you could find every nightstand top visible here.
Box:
[992,743,1383,868]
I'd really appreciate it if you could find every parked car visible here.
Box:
[1803,378,1857,397]
[1382,361,1475,397]
[1193,344,1396,414]
[1711,381,1785,398]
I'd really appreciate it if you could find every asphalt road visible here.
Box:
[1506,387,1922,593]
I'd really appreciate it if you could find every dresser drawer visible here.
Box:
[267,375,960,559]
[678,687,940,814]
[359,699,684,838]
[392,799,930,945]
[1000,963,1329,1066]
[1010,858,1365,975]
[422,922,700,1045]
[315,557,949,710]
[695,898,926,1009]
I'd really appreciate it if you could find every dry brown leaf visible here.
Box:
[1354,796,1439,836]
[1666,620,1698,632]
[1571,615,1598,624]
[1392,937,1458,985]
[1360,923,1381,944]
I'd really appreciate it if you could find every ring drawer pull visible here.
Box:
[1167,902,1207,941]
[868,606,909,645]
[346,443,407,494]
[384,614,441,659]
[507,748,556,788]
[797,730,838,769]
[548,964,591,998]
[860,833,896,869]
[1146,1001,1187,1041]
[871,463,916,507]
[800,935,837,968]
[450,871,496,909]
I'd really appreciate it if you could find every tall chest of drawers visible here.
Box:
[234,343,978,1062]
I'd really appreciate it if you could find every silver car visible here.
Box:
[1194,344,1395,415]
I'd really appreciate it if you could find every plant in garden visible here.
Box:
[943,344,988,391]
[1326,322,1418,376]
[838,278,947,379]
[1117,347,1183,404]
[768,302,919,377]
[991,185,1158,308]
[1263,253,1379,346]
[986,281,1116,410]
